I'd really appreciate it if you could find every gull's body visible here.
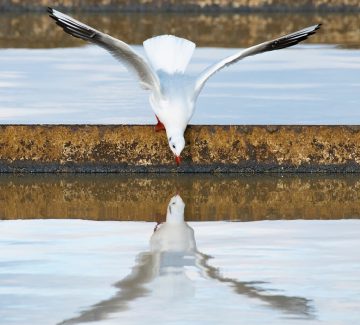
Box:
[48,8,320,164]
[149,72,195,140]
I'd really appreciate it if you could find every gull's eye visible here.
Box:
[172,145,176,149]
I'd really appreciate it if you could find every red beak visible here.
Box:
[175,156,181,166]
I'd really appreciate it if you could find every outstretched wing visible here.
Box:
[193,24,321,99]
[48,8,160,92]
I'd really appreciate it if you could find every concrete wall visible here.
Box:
[1,13,359,49]
[1,125,360,172]
[0,0,359,12]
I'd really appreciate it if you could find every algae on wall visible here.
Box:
[1,125,360,173]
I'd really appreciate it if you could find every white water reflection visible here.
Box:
[0,45,360,124]
[1,195,359,325]
[58,195,312,325]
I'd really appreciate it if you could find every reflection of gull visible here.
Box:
[59,195,314,324]
[48,7,320,164]
[149,195,197,299]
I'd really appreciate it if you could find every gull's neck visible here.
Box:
[166,211,185,224]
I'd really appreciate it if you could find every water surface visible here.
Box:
[0,12,359,124]
[1,175,360,324]
[1,191,359,325]
[1,174,360,221]
[1,45,359,124]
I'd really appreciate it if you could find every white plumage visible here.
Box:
[143,35,196,74]
[48,7,321,164]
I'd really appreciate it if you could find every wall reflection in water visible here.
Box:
[0,174,359,221]
[0,13,359,49]
[59,194,314,325]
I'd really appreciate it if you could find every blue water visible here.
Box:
[0,45,359,124]
[1,218,359,325]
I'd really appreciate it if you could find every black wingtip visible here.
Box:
[264,23,322,53]
[47,7,57,20]
[47,7,98,42]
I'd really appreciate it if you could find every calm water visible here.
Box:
[1,218,359,325]
[0,175,360,325]
[0,13,359,124]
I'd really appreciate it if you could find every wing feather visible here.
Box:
[193,24,321,99]
[48,8,160,91]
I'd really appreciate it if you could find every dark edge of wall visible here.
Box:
[2,162,360,173]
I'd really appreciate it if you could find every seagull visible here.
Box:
[48,8,320,165]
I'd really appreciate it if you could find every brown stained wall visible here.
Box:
[0,0,360,11]
[0,174,359,221]
[1,13,360,49]
[0,125,360,172]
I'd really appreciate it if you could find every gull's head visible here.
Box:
[167,195,185,223]
[168,134,185,165]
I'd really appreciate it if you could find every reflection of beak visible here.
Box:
[175,156,181,166]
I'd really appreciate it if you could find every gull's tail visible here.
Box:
[143,35,195,74]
